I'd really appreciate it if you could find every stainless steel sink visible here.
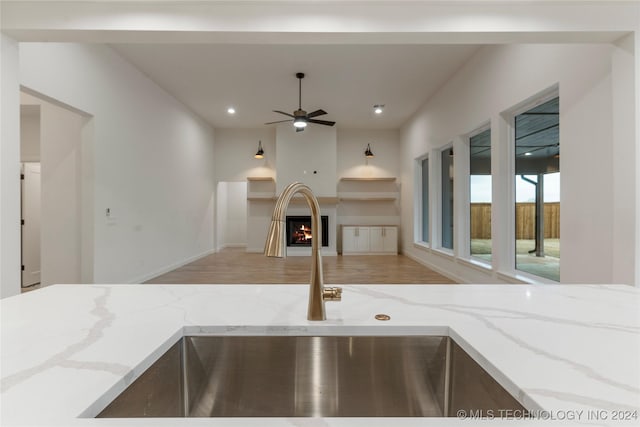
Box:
[97,336,526,418]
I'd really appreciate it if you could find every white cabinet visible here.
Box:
[342,225,397,255]
[342,226,370,254]
[369,226,398,254]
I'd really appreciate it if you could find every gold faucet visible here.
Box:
[264,182,342,320]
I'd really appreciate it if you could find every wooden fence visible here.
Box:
[471,202,560,239]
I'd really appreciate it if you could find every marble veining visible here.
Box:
[1,283,639,427]
[349,286,640,404]
[1,286,131,394]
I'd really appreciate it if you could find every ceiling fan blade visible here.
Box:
[307,109,327,118]
[308,119,336,126]
[264,119,293,125]
[273,110,295,118]
[296,127,305,133]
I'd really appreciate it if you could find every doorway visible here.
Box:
[20,90,92,290]
[21,162,41,288]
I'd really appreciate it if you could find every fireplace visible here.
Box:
[286,216,329,247]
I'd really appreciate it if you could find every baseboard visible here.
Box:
[216,244,247,252]
[403,251,466,284]
[129,249,217,284]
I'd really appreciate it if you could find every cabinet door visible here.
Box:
[382,226,398,253]
[342,226,358,253]
[369,227,385,252]
[355,227,370,252]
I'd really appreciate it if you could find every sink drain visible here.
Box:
[375,314,391,321]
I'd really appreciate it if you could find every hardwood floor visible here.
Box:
[146,248,457,285]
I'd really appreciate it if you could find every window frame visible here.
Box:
[467,124,492,265]
[413,153,430,249]
[438,143,455,253]
[504,85,560,283]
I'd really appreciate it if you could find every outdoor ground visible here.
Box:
[471,239,560,281]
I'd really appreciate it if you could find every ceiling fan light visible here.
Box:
[293,117,307,128]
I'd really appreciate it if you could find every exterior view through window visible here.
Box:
[469,129,491,261]
[514,97,560,281]
[441,148,454,250]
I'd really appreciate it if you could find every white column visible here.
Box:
[1,35,21,298]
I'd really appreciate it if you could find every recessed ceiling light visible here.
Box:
[373,104,384,114]
[227,107,236,114]
[524,152,532,156]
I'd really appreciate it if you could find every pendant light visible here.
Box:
[254,140,265,159]
[364,143,374,158]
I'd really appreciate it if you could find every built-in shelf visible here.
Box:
[340,177,396,182]
[247,196,276,201]
[289,196,340,204]
[247,177,275,182]
[247,195,339,204]
[247,177,276,201]
[338,191,398,201]
[339,197,397,202]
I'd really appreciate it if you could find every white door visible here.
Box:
[22,163,41,287]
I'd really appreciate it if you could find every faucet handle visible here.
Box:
[323,287,342,301]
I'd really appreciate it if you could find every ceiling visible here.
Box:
[111,44,480,130]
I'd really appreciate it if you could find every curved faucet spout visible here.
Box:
[264,182,341,320]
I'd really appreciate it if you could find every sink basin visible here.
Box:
[97,335,525,418]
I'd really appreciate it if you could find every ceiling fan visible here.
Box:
[265,72,336,132]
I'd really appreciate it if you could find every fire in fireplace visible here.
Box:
[286,216,329,247]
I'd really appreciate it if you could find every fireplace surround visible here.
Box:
[286,216,329,247]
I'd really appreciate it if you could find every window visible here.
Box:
[441,147,454,250]
[514,96,560,281]
[421,157,429,243]
[469,129,491,261]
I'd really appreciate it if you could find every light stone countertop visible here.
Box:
[1,284,639,426]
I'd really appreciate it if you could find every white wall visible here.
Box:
[214,128,276,182]
[20,106,40,162]
[400,43,635,285]
[19,43,216,284]
[215,182,228,251]
[337,129,400,179]
[215,127,401,184]
[215,181,247,250]
[611,34,637,285]
[276,124,337,197]
[0,34,21,298]
[21,92,88,287]
[225,182,247,247]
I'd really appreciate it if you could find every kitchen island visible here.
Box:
[1,284,639,426]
